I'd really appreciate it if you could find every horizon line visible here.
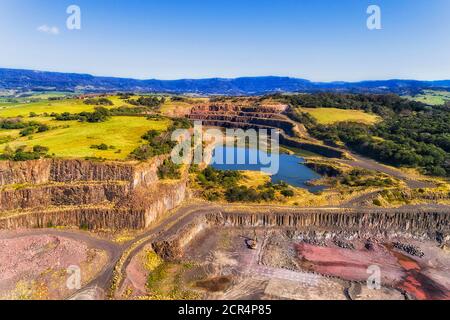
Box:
[1,67,449,84]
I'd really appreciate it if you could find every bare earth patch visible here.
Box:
[0,234,107,300]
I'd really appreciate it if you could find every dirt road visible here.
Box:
[339,153,435,189]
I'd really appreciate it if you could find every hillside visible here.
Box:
[1,68,450,95]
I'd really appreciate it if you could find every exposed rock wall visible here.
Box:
[49,160,135,183]
[143,181,188,228]
[0,183,129,211]
[0,157,188,230]
[132,156,166,189]
[206,209,449,236]
[0,160,51,186]
[0,181,189,230]
[0,207,146,230]
[0,157,165,188]
[152,215,206,261]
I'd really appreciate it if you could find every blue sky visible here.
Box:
[0,0,449,81]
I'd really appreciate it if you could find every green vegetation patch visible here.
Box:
[146,261,198,300]
[283,93,450,177]
[2,117,171,160]
[300,107,380,125]
[405,90,450,106]
[195,166,295,203]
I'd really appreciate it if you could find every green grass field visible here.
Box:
[300,107,380,125]
[0,94,172,160]
[1,117,171,160]
[0,95,134,118]
[405,90,450,106]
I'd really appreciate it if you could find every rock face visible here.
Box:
[0,158,165,188]
[0,183,129,211]
[0,160,51,186]
[206,209,449,236]
[143,181,188,228]
[150,208,449,262]
[152,215,207,261]
[0,157,188,230]
[0,207,146,230]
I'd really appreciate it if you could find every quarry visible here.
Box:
[0,154,448,301]
[0,95,449,301]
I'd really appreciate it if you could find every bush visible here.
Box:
[281,189,295,197]
[84,97,113,106]
[90,143,109,150]
[157,159,181,180]
[33,145,49,153]
[19,127,36,137]
[0,145,50,161]
[54,107,111,123]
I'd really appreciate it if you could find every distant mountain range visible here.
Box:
[1,68,449,95]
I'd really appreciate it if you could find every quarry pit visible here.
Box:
[0,155,448,300]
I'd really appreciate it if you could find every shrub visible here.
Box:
[33,145,49,154]
[281,189,295,197]
[157,159,181,180]
[83,97,113,106]
[19,127,36,137]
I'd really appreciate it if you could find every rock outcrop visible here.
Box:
[152,215,206,261]
[0,157,166,189]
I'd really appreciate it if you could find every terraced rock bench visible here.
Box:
[0,158,189,230]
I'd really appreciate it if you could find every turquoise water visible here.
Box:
[211,146,324,192]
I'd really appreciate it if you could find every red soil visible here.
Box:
[295,242,450,300]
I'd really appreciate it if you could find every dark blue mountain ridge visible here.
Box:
[0,68,449,95]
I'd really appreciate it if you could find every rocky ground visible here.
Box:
[120,226,449,300]
[262,230,450,300]
[0,231,108,300]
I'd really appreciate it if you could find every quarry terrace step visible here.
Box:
[0,157,166,188]
[0,179,189,231]
[0,181,130,212]
[0,205,146,230]
[189,111,287,119]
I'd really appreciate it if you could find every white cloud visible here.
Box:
[37,25,60,35]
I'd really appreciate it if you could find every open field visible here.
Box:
[0,95,134,118]
[0,94,172,160]
[1,117,171,160]
[300,107,380,125]
[405,90,450,106]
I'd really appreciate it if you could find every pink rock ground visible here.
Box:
[296,242,403,284]
[0,235,93,299]
[295,241,450,300]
